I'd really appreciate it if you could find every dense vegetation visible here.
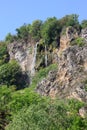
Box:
[0,14,87,130]
[0,65,87,130]
[6,99,87,130]
[0,42,9,66]
[0,60,29,89]
[5,14,82,45]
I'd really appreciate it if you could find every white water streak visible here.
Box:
[31,42,38,75]
[45,45,47,67]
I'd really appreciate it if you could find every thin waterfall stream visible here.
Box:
[45,45,47,67]
[31,42,38,75]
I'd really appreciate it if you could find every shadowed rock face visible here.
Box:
[36,45,87,101]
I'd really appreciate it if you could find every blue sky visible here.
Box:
[0,0,87,40]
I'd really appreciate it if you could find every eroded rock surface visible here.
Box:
[36,45,87,101]
[7,41,37,76]
[81,28,87,42]
[60,27,79,51]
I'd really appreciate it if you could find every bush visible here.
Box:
[0,60,29,89]
[0,42,9,65]
[6,99,87,130]
[6,100,67,130]
[30,20,42,42]
[5,33,15,43]
[8,90,44,114]
[0,85,14,130]
[81,20,87,29]
[71,37,85,47]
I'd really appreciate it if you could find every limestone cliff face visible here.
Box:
[7,27,81,75]
[7,42,54,76]
[36,28,87,102]
[36,45,87,101]
[7,41,37,76]
[7,27,87,102]
[81,28,87,42]
[59,27,79,51]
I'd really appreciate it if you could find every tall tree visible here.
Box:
[81,20,87,29]
[16,24,31,43]
[30,20,43,42]
[0,60,29,89]
[41,17,61,45]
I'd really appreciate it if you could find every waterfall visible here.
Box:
[31,42,38,75]
[45,45,47,67]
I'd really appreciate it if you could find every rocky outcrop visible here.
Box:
[7,27,81,75]
[36,45,87,101]
[79,107,87,118]
[59,27,79,52]
[7,41,54,76]
[36,70,57,98]
[7,41,38,76]
[81,28,87,42]
[7,27,87,102]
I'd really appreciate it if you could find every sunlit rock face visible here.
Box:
[81,28,87,42]
[7,27,80,76]
[36,45,87,102]
[7,27,87,102]
[7,41,38,76]
[59,27,79,52]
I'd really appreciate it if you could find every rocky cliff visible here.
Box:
[7,41,39,76]
[7,27,87,102]
[36,28,87,102]
[37,45,87,101]
[7,42,54,77]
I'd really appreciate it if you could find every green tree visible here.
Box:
[6,99,87,130]
[16,24,31,43]
[0,85,14,130]
[30,20,43,42]
[0,42,9,65]
[6,100,68,130]
[5,33,15,43]
[59,14,79,27]
[81,20,87,29]
[0,60,29,89]
[41,17,61,45]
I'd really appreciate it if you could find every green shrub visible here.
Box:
[5,33,15,43]
[0,85,15,130]
[6,100,67,130]
[71,37,85,47]
[8,90,44,114]
[81,20,87,29]
[6,99,87,130]
[0,60,29,89]
[0,42,9,65]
